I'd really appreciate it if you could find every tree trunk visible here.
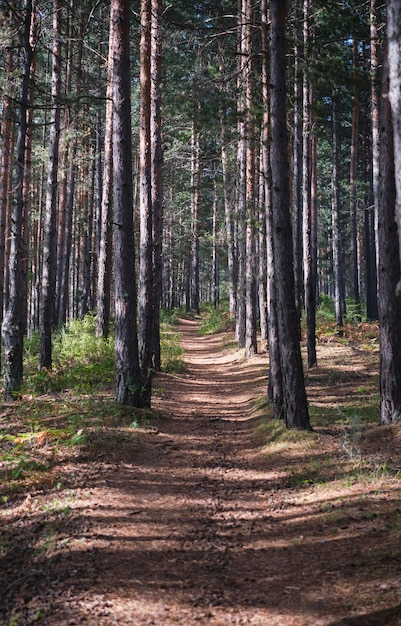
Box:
[270,0,310,430]
[39,0,62,369]
[111,0,143,406]
[139,0,153,405]
[0,48,14,350]
[244,0,257,358]
[96,17,114,339]
[151,0,163,371]
[2,0,34,397]
[377,45,401,424]
[261,0,283,418]
[302,0,316,368]
[292,2,303,320]
[387,0,401,286]
[349,36,360,311]
[235,0,247,348]
[190,120,201,314]
[212,172,219,309]
[331,96,345,330]
[258,138,268,348]
[370,0,380,320]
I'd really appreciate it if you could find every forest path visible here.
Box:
[3,317,400,625]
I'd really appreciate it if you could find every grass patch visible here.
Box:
[198,301,234,335]
[0,312,183,498]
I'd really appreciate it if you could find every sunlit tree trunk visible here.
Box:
[258,139,268,348]
[111,0,143,406]
[151,0,163,371]
[96,18,114,339]
[190,119,200,314]
[270,0,310,429]
[244,0,257,357]
[370,0,380,319]
[261,0,283,417]
[387,0,401,285]
[2,0,34,397]
[40,0,62,369]
[139,0,153,405]
[302,0,316,368]
[377,46,401,424]
[0,48,14,347]
[235,0,247,348]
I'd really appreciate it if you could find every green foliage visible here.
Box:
[24,314,114,395]
[316,294,335,322]
[160,325,186,373]
[198,301,234,335]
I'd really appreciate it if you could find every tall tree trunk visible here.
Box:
[258,138,268,348]
[377,45,401,424]
[80,136,95,318]
[96,17,114,339]
[151,0,163,371]
[244,0,257,357]
[270,0,310,430]
[39,0,62,369]
[331,96,345,330]
[2,0,34,397]
[221,119,237,318]
[0,48,14,350]
[370,0,380,319]
[212,172,219,309]
[302,0,316,368]
[261,0,283,417]
[190,120,200,314]
[235,0,247,348]
[57,4,83,327]
[292,1,303,319]
[349,36,360,310]
[139,0,153,405]
[111,0,143,406]
[55,0,73,326]
[387,0,401,285]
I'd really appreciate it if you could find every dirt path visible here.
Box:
[2,318,401,625]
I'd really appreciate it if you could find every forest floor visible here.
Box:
[1,316,401,625]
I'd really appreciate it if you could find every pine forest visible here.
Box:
[1,1,401,624]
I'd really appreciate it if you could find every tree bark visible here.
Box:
[244,0,257,357]
[302,0,316,368]
[0,48,14,352]
[2,0,34,400]
[139,0,153,405]
[369,0,380,321]
[331,96,345,330]
[2,0,34,397]
[235,0,247,348]
[39,0,62,369]
[190,120,201,314]
[111,0,143,406]
[377,45,401,424]
[387,0,401,286]
[270,0,310,430]
[349,36,360,311]
[96,16,114,339]
[261,0,283,416]
[151,0,163,371]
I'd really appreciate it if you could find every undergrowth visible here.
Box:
[0,312,185,498]
[198,301,234,335]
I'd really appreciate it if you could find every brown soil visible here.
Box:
[1,317,401,625]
